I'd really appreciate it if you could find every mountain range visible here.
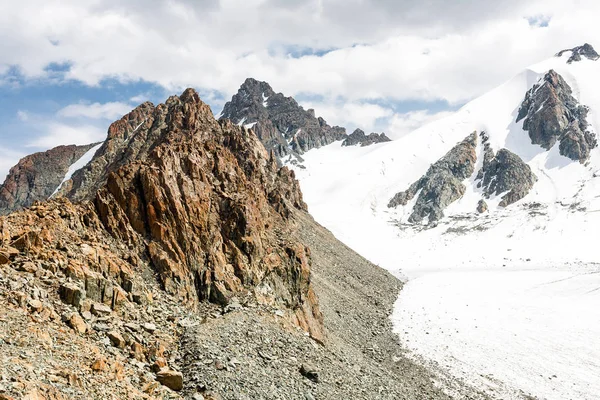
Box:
[1,43,599,399]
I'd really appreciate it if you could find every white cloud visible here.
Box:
[16,110,28,121]
[57,101,132,120]
[0,147,25,183]
[0,0,598,106]
[300,100,394,133]
[26,123,106,148]
[386,110,455,139]
[1,0,600,159]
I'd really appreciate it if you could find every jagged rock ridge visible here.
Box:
[556,43,600,64]
[219,78,347,160]
[0,143,98,215]
[60,89,323,340]
[517,69,597,162]
[388,132,478,223]
[476,132,537,207]
[388,131,537,224]
[342,129,391,147]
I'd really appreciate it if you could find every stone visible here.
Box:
[69,313,87,334]
[300,364,320,383]
[27,299,43,312]
[342,128,391,147]
[59,282,86,308]
[17,262,37,273]
[556,43,600,63]
[219,78,347,161]
[156,369,184,391]
[0,143,99,215]
[107,330,126,349]
[91,356,108,372]
[142,323,156,333]
[151,357,168,373]
[91,303,112,316]
[0,251,10,265]
[477,200,488,214]
[517,69,596,162]
[388,132,478,223]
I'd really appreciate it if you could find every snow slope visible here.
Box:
[51,142,103,197]
[290,53,600,399]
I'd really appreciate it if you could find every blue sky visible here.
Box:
[0,0,598,179]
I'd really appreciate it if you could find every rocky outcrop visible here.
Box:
[477,199,488,213]
[0,143,98,215]
[476,132,537,207]
[67,89,322,341]
[556,43,600,63]
[388,132,478,224]
[219,78,347,160]
[517,69,597,162]
[342,129,391,147]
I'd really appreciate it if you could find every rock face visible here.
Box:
[556,43,600,63]
[476,133,537,207]
[342,129,391,147]
[388,132,477,223]
[60,89,323,341]
[219,78,347,160]
[517,69,597,162]
[0,144,98,215]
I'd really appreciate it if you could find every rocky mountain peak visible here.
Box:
[220,78,347,161]
[556,43,600,63]
[517,69,597,162]
[342,128,391,147]
[0,143,99,215]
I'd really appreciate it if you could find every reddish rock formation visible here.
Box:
[0,144,98,215]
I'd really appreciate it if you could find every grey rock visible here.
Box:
[478,148,537,207]
[91,303,112,316]
[300,364,320,383]
[219,78,347,161]
[388,132,478,223]
[477,200,488,214]
[517,69,597,162]
[556,43,600,63]
[342,129,391,147]
[59,282,86,308]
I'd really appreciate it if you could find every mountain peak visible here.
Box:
[556,43,599,63]
[219,79,346,160]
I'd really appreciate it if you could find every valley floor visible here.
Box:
[292,141,600,400]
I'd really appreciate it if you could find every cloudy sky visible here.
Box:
[0,0,599,179]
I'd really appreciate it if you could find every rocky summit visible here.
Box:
[219,78,347,161]
[342,129,391,147]
[0,89,483,399]
[388,132,478,223]
[517,69,597,162]
[556,43,600,63]
[0,144,98,215]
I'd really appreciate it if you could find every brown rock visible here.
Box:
[91,356,108,372]
[151,357,168,372]
[28,299,43,312]
[156,369,183,391]
[59,282,86,308]
[107,330,126,349]
[69,313,87,334]
[0,143,99,215]
[17,261,37,273]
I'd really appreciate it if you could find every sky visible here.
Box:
[1,0,599,180]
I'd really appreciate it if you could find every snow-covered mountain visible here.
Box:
[289,44,600,399]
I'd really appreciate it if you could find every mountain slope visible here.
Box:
[290,45,600,399]
[0,89,483,399]
[0,143,99,215]
[219,78,347,161]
